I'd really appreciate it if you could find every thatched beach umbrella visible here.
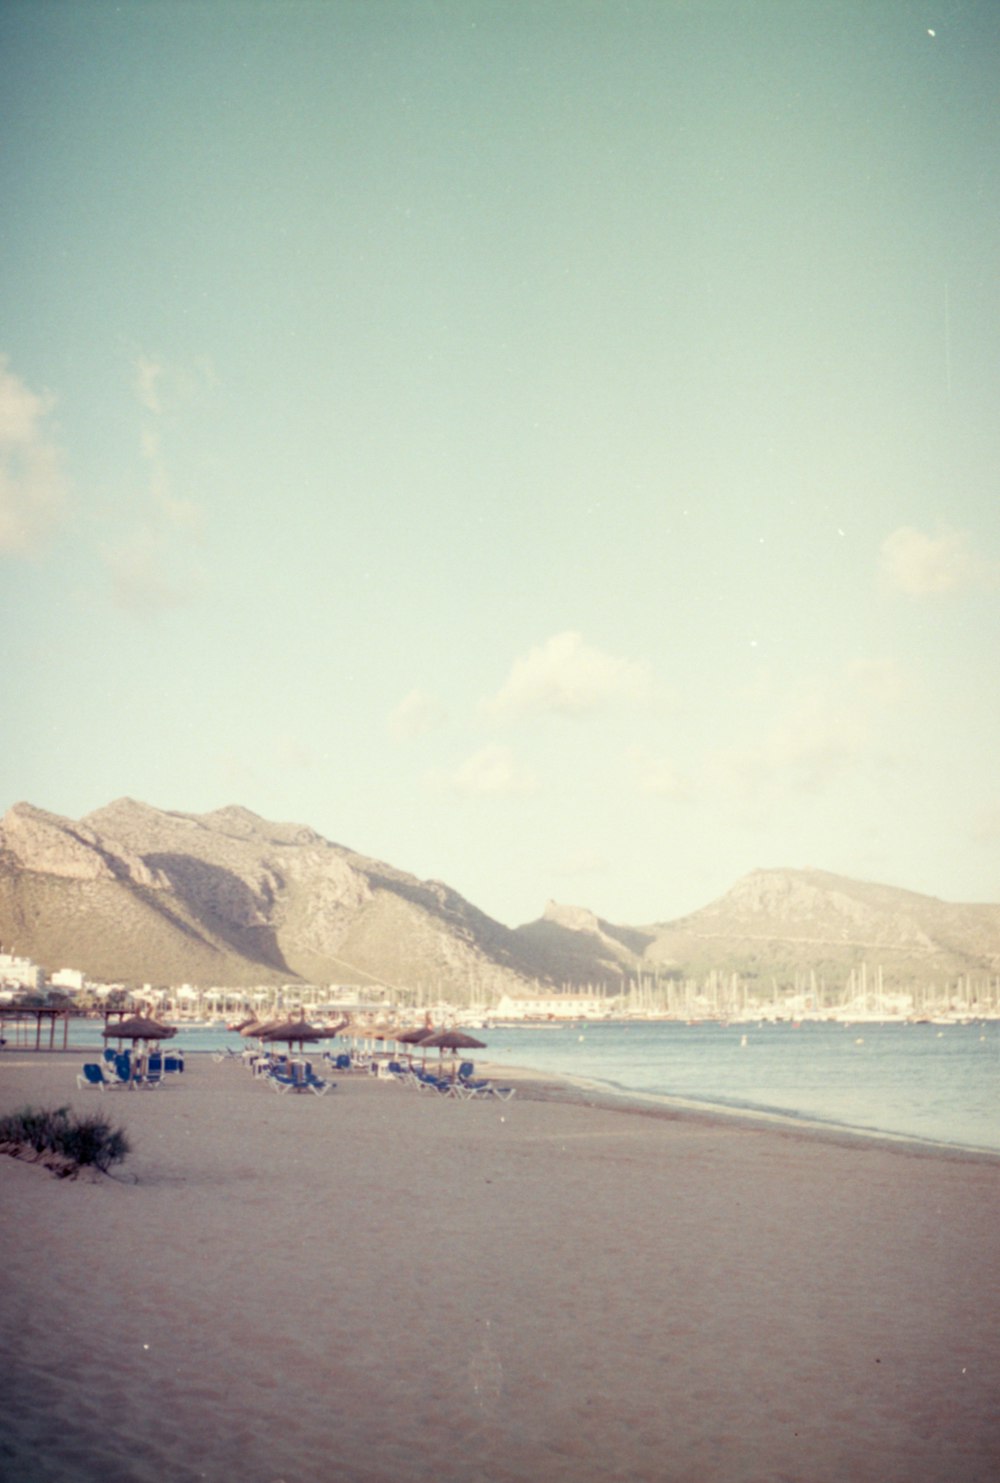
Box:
[258,1019,332,1056]
[103,1015,178,1046]
[102,1015,177,1079]
[419,1028,486,1077]
[239,1018,283,1046]
[395,1027,435,1047]
[393,1026,436,1066]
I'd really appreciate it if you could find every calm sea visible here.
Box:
[481,1019,1000,1153]
[48,1015,1000,1153]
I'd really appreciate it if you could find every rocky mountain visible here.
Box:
[1,800,996,994]
[0,799,547,995]
[524,869,1000,988]
[514,901,651,983]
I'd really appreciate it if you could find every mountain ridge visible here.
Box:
[1,799,997,991]
[0,799,542,993]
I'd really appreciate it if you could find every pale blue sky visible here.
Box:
[2,1,998,928]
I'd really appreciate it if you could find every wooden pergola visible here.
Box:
[0,1007,71,1051]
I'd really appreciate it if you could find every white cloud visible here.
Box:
[133,353,215,417]
[0,356,69,554]
[135,356,164,415]
[101,352,210,607]
[0,359,50,442]
[142,434,202,534]
[705,661,905,800]
[483,631,659,719]
[447,745,538,796]
[880,525,999,596]
[135,355,203,534]
[756,694,861,785]
[389,688,446,742]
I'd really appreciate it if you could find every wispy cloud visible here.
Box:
[389,688,447,742]
[704,660,905,801]
[443,745,538,796]
[880,525,999,596]
[483,631,660,720]
[140,425,202,534]
[135,356,164,416]
[102,352,210,611]
[133,353,215,417]
[0,356,69,555]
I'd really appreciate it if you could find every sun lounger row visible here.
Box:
[77,1048,185,1090]
[205,1044,336,1095]
[266,1060,334,1096]
[319,1051,387,1075]
[387,1061,515,1100]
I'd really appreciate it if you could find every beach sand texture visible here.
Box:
[0,1053,997,1483]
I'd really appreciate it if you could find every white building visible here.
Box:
[50,967,86,993]
[0,953,42,991]
[492,992,614,1021]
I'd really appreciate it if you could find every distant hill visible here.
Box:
[0,799,546,995]
[517,869,1000,988]
[1,800,996,994]
[513,900,654,984]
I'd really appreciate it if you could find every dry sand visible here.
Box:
[0,1051,997,1483]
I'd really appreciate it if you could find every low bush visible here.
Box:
[0,1104,130,1176]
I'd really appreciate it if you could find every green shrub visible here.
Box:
[58,1112,130,1172]
[0,1104,130,1174]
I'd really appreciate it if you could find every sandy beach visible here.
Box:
[0,1051,997,1483]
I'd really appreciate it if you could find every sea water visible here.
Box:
[480,1019,1000,1153]
[48,1015,1000,1152]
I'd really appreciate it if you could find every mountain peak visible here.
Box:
[542,900,603,934]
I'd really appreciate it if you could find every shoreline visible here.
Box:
[4,1043,998,1164]
[481,1061,1000,1164]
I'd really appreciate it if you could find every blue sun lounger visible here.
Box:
[459,1079,513,1103]
[411,1068,453,1094]
[268,1063,335,1096]
[76,1062,122,1091]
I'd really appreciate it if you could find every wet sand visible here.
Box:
[0,1051,997,1483]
